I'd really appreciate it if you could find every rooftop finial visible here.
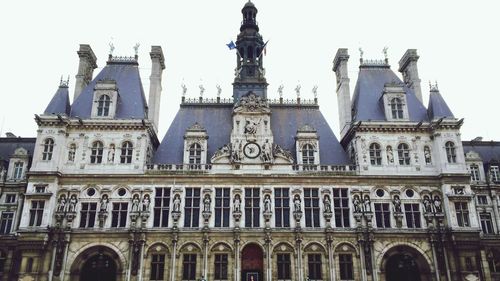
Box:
[199,83,205,97]
[181,82,187,97]
[216,84,222,97]
[59,75,69,87]
[277,84,284,98]
[295,83,301,98]
[133,43,140,56]
[383,46,389,63]
[312,85,318,98]
[109,42,115,56]
[358,47,364,63]
[429,80,439,91]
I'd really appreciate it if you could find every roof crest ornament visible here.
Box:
[312,85,318,98]
[109,42,115,56]
[277,84,284,98]
[199,83,205,97]
[216,84,222,97]
[358,47,364,63]
[59,75,70,88]
[181,82,187,97]
[382,46,389,63]
[295,84,301,98]
[429,81,439,91]
[133,43,140,56]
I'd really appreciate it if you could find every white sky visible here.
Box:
[1,0,499,141]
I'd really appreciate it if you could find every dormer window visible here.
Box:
[390,98,404,119]
[301,144,315,165]
[42,138,54,161]
[90,141,104,164]
[295,125,320,166]
[491,166,500,182]
[120,141,133,164]
[445,141,457,163]
[188,143,202,164]
[369,143,382,165]
[13,162,23,180]
[183,123,208,166]
[97,94,111,116]
[470,164,480,181]
[397,143,410,165]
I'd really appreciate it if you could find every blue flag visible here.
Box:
[226,41,236,50]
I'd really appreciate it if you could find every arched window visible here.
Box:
[188,143,202,164]
[369,143,382,165]
[445,141,457,163]
[390,98,404,119]
[97,95,111,117]
[302,144,315,165]
[120,141,134,164]
[397,143,411,165]
[68,143,76,162]
[42,138,54,161]
[90,141,104,164]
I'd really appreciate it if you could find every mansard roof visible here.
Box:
[427,89,454,120]
[463,141,500,164]
[154,104,350,165]
[0,137,36,169]
[44,85,71,115]
[70,59,147,119]
[351,64,428,122]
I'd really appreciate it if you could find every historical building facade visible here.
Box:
[2,2,500,281]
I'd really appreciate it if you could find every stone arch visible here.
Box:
[210,241,233,253]
[68,244,126,281]
[272,242,295,254]
[378,243,433,281]
[178,241,202,253]
[303,241,327,253]
[240,241,265,253]
[145,242,170,255]
[333,242,360,256]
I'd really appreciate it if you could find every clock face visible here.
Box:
[243,142,261,159]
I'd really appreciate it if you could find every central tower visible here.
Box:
[233,1,268,102]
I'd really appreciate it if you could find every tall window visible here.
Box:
[491,166,500,182]
[302,144,315,165]
[214,254,228,281]
[97,94,111,117]
[215,188,230,227]
[397,143,411,165]
[470,164,480,181]
[13,162,23,180]
[42,138,54,161]
[369,143,382,165]
[390,98,404,119]
[445,141,457,163]
[0,212,14,234]
[184,188,201,227]
[374,203,391,228]
[477,195,488,205]
[5,194,16,204]
[120,141,133,164]
[154,187,171,227]
[404,203,421,228]
[111,202,128,228]
[79,203,97,228]
[277,253,291,280]
[29,200,45,226]
[182,254,197,281]
[275,188,290,228]
[480,213,494,234]
[150,254,165,281]
[307,254,322,281]
[333,188,350,228]
[339,254,354,281]
[245,188,260,227]
[455,202,470,227]
[189,143,202,164]
[90,141,104,164]
[304,188,320,227]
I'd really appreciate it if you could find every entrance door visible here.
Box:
[386,253,421,281]
[241,244,263,281]
[80,253,117,281]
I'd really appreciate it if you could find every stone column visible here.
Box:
[295,230,303,281]
[357,232,368,281]
[203,232,209,279]
[265,230,272,281]
[326,231,335,281]
[234,231,241,281]
[429,237,441,281]
[170,232,179,281]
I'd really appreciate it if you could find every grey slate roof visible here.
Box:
[427,89,454,120]
[70,61,147,119]
[44,85,71,115]
[463,141,500,164]
[0,137,36,169]
[351,65,428,122]
[154,104,350,165]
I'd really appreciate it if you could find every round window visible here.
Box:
[376,189,385,197]
[118,188,126,197]
[405,189,414,198]
[86,188,96,197]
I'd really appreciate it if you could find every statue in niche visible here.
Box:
[293,195,302,213]
[108,144,115,163]
[68,194,78,212]
[233,194,241,212]
[100,194,109,212]
[173,194,181,213]
[423,195,432,213]
[68,145,76,162]
[263,195,272,213]
[353,195,361,213]
[203,194,211,213]
[433,196,442,212]
[393,195,402,212]
[323,195,332,213]
[424,146,432,164]
[57,195,67,212]
[386,146,394,163]
[363,195,372,212]
[142,194,151,212]
[131,194,140,213]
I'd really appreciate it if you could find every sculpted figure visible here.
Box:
[433,196,442,212]
[233,194,241,212]
[393,195,402,212]
[353,195,361,213]
[323,195,332,213]
[100,194,109,212]
[423,195,432,213]
[363,195,372,212]
[264,195,272,213]
[386,146,394,163]
[173,195,181,212]
[203,194,211,213]
[108,144,115,163]
[131,194,140,212]
[293,195,302,213]
[57,195,67,212]
[68,194,78,212]
[142,194,151,212]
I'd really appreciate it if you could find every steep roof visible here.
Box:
[154,104,350,165]
[0,137,36,169]
[427,89,454,120]
[70,60,147,119]
[44,85,71,115]
[463,141,500,164]
[351,65,428,122]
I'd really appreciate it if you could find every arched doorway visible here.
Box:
[381,246,432,281]
[241,243,263,281]
[80,253,117,281]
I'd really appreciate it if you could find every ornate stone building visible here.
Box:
[2,2,500,281]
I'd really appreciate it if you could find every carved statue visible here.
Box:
[100,194,109,212]
[142,194,151,212]
[263,195,272,213]
[131,194,140,213]
[108,144,115,163]
[173,194,181,212]
[353,195,361,213]
[393,195,402,212]
[433,196,442,213]
[423,195,432,213]
[424,146,432,164]
[386,146,394,163]
[203,194,211,213]
[261,141,272,163]
[363,195,372,212]
[57,195,67,212]
[244,118,260,135]
[233,194,241,212]
[293,195,302,213]
[323,195,332,213]
[68,194,78,213]
[272,143,294,163]
[68,145,76,162]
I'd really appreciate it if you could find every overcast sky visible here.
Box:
[1,0,498,142]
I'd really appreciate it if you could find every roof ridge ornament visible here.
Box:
[382,46,389,63]
[312,85,318,98]
[216,84,222,97]
[59,75,70,88]
[277,84,284,98]
[429,80,439,91]
[295,84,301,98]
[358,47,364,63]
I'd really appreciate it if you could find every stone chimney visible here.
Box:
[148,46,165,133]
[333,48,352,139]
[398,49,423,103]
[73,44,97,101]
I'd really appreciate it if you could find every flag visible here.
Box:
[226,41,236,50]
[259,40,269,57]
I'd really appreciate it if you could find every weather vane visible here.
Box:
[134,43,140,56]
